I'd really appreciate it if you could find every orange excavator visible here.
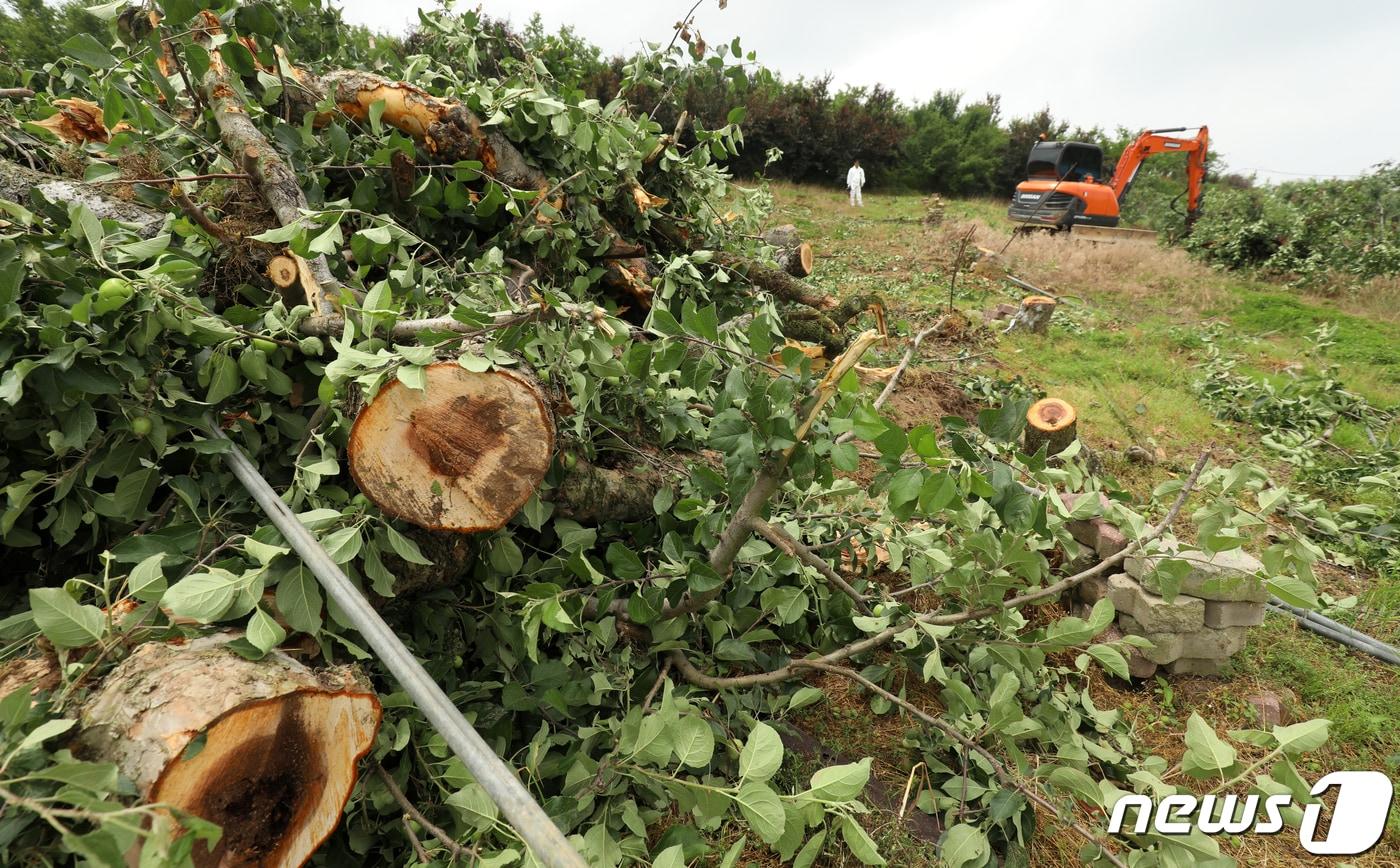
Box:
[1007,125,1209,236]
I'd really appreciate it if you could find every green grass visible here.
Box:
[769,183,1400,863]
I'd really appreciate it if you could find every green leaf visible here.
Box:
[247,607,286,653]
[1266,575,1317,609]
[632,714,672,766]
[792,829,827,868]
[739,721,783,782]
[652,845,686,868]
[446,782,499,830]
[734,782,785,844]
[789,686,824,712]
[839,816,886,866]
[807,758,870,802]
[320,525,363,564]
[1046,766,1103,807]
[32,761,119,793]
[18,718,76,752]
[162,569,243,623]
[1086,644,1129,679]
[28,587,105,649]
[275,565,322,634]
[62,33,116,69]
[385,524,433,565]
[938,823,989,868]
[221,41,256,77]
[672,715,715,769]
[128,553,167,602]
[1183,711,1237,777]
[204,353,241,404]
[1271,719,1330,757]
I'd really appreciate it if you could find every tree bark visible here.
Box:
[283,68,551,197]
[198,14,340,315]
[1024,397,1078,456]
[0,158,166,237]
[551,456,663,524]
[760,224,814,277]
[76,635,380,868]
[1005,294,1056,335]
[347,361,555,533]
[713,251,836,311]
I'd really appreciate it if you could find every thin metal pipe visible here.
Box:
[1267,597,1400,656]
[206,419,587,868]
[1265,603,1400,666]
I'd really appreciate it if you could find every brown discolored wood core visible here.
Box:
[407,394,509,477]
[187,696,324,868]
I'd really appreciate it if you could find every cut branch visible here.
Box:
[198,14,340,314]
[760,224,814,277]
[0,158,165,237]
[751,517,872,615]
[660,331,883,620]
[283,67,552,197]
[713,251,836,311]
[667,451,1210,687]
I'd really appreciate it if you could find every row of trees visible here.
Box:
[1,2,1240,210]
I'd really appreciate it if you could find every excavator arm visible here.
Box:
[1109,126,1210,227]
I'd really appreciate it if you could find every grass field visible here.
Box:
[763,183,1400,866]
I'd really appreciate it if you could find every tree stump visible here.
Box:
[76,635,380,868]
[348,362,555,532]
[1024,398,1078,456]
[1005,295,1057,335]
[760,224,815,277]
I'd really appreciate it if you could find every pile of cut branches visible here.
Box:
[0,3,1340,866]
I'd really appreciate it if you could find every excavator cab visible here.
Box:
[1008,141,1120,229]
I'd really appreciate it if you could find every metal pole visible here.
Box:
[1268,598,1398,653]
[1265,602,1400,666]
[206,419,587,868]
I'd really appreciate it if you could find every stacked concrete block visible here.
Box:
[1064,503,1268,679]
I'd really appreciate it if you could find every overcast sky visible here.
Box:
[332,0,1399,184]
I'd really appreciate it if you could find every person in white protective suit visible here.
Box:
[846,159,866,207]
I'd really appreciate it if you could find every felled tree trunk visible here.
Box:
[552,456,663,524]
[760,224,814,277]
[712,252,836,311]
[0,158,165,237]
[76,635,380,868]
[348,362,555,533]
[1004,295,1057,335]
[1024,398,1078,456]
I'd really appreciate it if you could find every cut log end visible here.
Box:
[266,254,298,289]
[348,362,555,532]
[160,689,377,868]
[794,242,815,277]
[78,636,380,868]
[1024,397,1078,457]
